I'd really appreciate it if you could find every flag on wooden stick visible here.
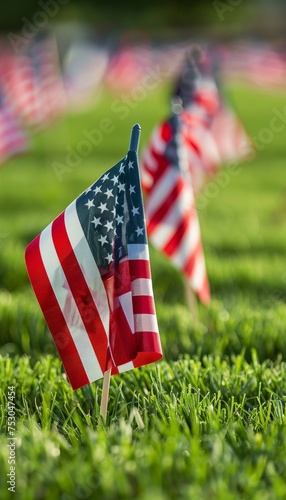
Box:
[25,124,162,390]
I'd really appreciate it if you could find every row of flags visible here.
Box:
[219,42,286,93]
[0,34,284,166]
[1,37,66,128]
[0,35,67,166]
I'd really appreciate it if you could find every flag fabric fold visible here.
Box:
[25,150,162,390]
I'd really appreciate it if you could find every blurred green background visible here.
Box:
[1,0,286,40]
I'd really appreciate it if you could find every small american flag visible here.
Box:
[25,150,162,390]
[0,84,29,166]
[140,114,210,304]
[172,51,222,192]
[105,45,152,94]
[172,50,250,188]
[210,105,251,165]
[2,37,66,128]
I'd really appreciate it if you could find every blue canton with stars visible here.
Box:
[76,151,147,274]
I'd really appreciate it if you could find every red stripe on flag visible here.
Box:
[145,148,169,186]
[140,122,173,194]
[52,212,108,373]
[162,208,195,257]
[133,331,162,368]
[109,300,136,367]
[183,239,202,277]
[160,121,173,143]
[133,295,156,315]
[197,273,210,304]
[129,259,151,281]
[147,176,185,235]
[25,235,89,390]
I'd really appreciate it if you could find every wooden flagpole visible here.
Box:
[100,368,111,422]
[184,277,199,322]
[99,123,141,423]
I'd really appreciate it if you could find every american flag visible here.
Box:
[179,95,222,193]
[172,49,250,188]
[171,50,222,192]
[105,45,152,94]
[140,114,210,304]
[210,105,251,165]
[0,83,29,166]
[25,150,162,390]
[219,42,286,93]
[2,37,66,128]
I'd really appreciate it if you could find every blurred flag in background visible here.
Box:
[1,35,66,129]
[172,47,251,192]
[140,113,210,303]
[0,82,29,166]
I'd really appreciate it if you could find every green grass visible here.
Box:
[0,83,286,499]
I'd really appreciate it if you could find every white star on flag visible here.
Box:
[93,186,102,195]
[104,221,113,231]
[91,216,101,228]
[98,235,108,246]
[85,199,95,209]
[111,175,119,184]
[132,206,140,216]
[135,226,144,236]
[116,215,123,224]
[105,253,113,264]
[99,202,108,213]
[104,188,114,199]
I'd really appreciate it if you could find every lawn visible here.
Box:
[0,81,286,499]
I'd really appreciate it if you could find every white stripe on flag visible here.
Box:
[128,243,149,260]
[190,253,206,291]
[148,184,194,249]
[119,292,135,334]
[132,278,154,296]
[152,125,167,154]
[141,168,153,189]
[135,314,159,333]
[145,168,179,219]
[65,201,110,338]
[172,214,200,268]
[141,147,157,171]
[118,361,134,373]
[39,223,103,383]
